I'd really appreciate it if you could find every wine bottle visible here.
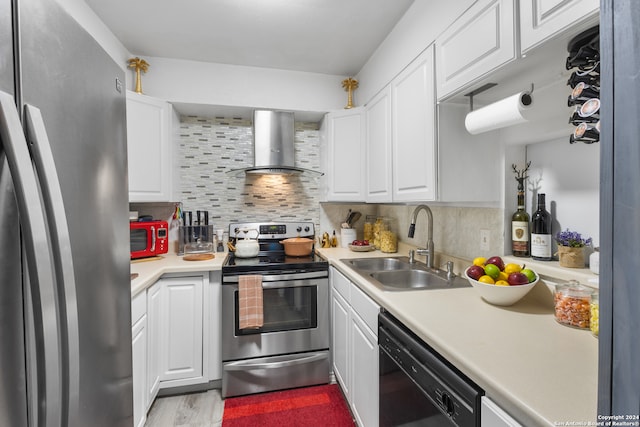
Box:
[511,187,530,257]
[531,193,552,261]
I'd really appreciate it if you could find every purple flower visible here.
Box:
[555,229,592,247]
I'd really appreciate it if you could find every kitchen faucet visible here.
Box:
[408,205,435,268]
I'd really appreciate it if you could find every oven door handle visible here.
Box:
[223,270,328,283]
[224,353,327,371]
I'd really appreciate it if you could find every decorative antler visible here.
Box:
[341,77,359,109]
[128,57,149,94]
[512,161,531,190]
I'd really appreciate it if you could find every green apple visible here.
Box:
[521,268,536,283]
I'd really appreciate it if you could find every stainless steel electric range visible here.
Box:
[221,221,330,398]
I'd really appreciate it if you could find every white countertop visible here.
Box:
[317,245,598,427]
[130,252,227,296]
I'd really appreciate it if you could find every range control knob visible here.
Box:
[441,392,455,417]
[304,226,310,232]
[296,226,302,232]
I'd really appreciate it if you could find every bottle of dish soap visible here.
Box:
[331,230,338,247]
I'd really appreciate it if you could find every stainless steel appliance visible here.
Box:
[221,221,330,398]
[379,311,483,427]
[227,110,323,177]
[1,0,131,425]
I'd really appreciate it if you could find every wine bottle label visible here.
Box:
[512,221,529,253]
[531,233,552,258]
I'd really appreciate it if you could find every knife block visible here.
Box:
[178,225,214,255]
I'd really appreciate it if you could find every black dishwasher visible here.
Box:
[378,311,483,427]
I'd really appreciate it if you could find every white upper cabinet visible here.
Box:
[126,91,174,202]
[520,0,600,54]
[323,108,366,202]
[435,0,517,101]
[365,87,393,203]
[392,45,436,202]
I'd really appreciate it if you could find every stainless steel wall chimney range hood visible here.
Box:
[227,110,323,177]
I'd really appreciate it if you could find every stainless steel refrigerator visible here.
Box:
[0,0,132,425]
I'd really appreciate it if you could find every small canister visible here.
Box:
[372,217,387,249]
[363,215,376,242]
[380,229,397,253]
[554,281,593,329]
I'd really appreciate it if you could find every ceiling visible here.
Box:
[84,0,415,76]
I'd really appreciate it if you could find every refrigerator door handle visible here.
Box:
[0,90,63,426]
[25,104,80,426]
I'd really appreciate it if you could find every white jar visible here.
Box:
[589,248,599,275]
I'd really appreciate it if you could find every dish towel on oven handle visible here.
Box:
[238,275,264,329]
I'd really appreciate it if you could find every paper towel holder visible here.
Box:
[464,83,534,111]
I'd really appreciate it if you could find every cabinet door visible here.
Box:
[350,313,379,427]
[131,314,147,427]
[520,0,599,53]
[126,91,173,202]
[481,396,523,426]
[325,108,366,202]
[331,289,351,400]
[392,45,437,201]
[146,281,162,406]
[208,271,222,381]
[366,87,393,203]
[158,276,204,384]
[435,0,516,100]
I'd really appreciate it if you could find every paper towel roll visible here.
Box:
[464,92,533,134]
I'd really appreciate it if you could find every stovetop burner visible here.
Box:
[222,221,328,276]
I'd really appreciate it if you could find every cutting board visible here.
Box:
[183,253,215,261]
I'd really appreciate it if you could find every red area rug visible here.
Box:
[222,384,355,427]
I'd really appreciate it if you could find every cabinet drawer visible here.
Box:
[131,291,146,326]
[350,285,380,336]
[331,268,351,302]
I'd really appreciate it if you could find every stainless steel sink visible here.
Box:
[369,269,469,291]
[342,257,411,271]
[341,257,470,292]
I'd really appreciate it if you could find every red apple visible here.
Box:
[485,256,505,271]
[466,265,485,281]
[507,272,529,286]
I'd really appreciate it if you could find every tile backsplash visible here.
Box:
[176,116,323,231]
[136,114,505,260]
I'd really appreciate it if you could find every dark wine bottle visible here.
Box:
[511,187,530,257]
[531,193,552,261]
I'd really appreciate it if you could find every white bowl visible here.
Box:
[464,271,538,306]
[348,244,374,252]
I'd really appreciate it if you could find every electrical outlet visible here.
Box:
[480,229,490,251]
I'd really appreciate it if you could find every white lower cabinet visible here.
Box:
[331,289,351,400]
[156,273,209,387]
[146,281,162,407]
[132,270,216,422]
[131,291,147,427]
[330,267,379,427]
[481,396,523,426]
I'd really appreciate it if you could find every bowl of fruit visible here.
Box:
[349,239,374,252]
[464,256,539,306]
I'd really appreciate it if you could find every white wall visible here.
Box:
[356,0,475,105]
[138,57,346,115]
[526,138,600,247]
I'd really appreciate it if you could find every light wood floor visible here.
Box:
[145,389,224,427]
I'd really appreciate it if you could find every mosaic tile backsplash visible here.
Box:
[177,116,323,231]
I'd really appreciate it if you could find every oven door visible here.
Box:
[221,272,329,361]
